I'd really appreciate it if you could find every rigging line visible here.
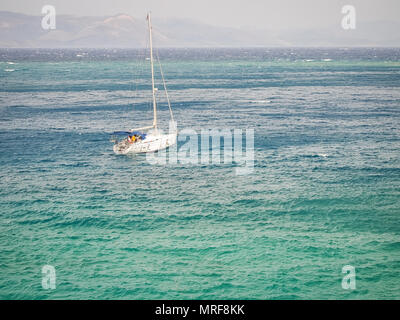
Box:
[155,48,175,124]
[131,48,141,112]
[131,33,153,129]
[130,39,147,114]
[144,36,153,122]
[137,31,152,126]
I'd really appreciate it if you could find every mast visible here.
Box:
[147,13,157,131]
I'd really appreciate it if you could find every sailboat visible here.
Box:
[112,13,177,155]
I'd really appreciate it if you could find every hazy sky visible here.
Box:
[1,0,399,29]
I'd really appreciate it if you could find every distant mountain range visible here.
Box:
[0,11,399,47]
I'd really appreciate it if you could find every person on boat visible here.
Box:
[130,135,136,143]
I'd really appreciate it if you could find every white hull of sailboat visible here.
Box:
[113,132,177,155]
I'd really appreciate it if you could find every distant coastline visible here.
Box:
[1,11,400,48]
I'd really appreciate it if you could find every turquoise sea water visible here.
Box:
[0,48,399,299]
